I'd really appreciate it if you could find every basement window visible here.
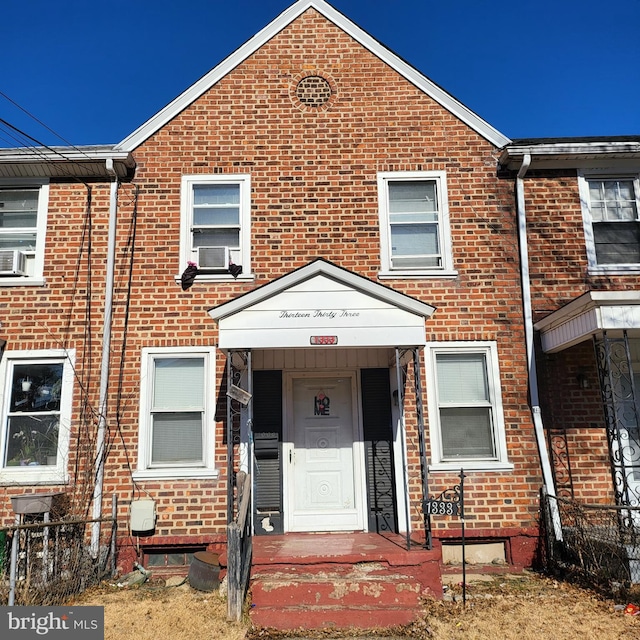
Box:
[144,546,206,571]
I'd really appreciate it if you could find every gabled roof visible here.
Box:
[208,259,436,349]
[115,0,510,152]
[208,258,436,321]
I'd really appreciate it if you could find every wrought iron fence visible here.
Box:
[0,513,116,606]
[542,490,640,589]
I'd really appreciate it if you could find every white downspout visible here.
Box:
[91,159,119,556]
[516,154,562,540]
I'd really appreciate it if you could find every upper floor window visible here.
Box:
[135,347,218,480]
[377,171,455,277]
[179,174,251,281]
[0,349,74,485]
[0,181,49,284]
[579,172,640,272]
[426,342,511,472]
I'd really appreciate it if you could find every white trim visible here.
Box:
[134,346,219,481]
[178,174,252,282]
[534,290,640,353]
[425,341,512,472]
[578,169,640,272]
[377,170,456,276]
[0,179,49,285]
[208,259,435,321]
[115,0,509,152]
[283,370,366,532]
[0,349,75,486]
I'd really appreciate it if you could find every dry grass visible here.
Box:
[73,572,640,640]
[74,580,246,640]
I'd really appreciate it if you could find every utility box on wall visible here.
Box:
[130,499,156,534]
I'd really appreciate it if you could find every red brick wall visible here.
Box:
[0,8,543,566]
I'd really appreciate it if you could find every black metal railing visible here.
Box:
[542,490,640,590]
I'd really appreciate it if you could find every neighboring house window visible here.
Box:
[377,171,455,277]
[136,348,218,479]
[426,342,511,471]
[0,181,49,284]
[579,172,640,271]
[0,350,74,484]
[180,174,251,280]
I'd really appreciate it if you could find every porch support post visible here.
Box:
[226,352,234,523]
[596,331,640,507]
[412,347,432,549]
[395,348,412,550]
[226,350,253,524]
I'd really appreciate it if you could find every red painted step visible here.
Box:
[250,604,417,630]
[249,533,443,630]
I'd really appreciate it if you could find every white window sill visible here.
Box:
[0,468,69,485]
[378,270,458,279]
[588,265,640,276]
[174,273,255,285]
[133,468,220,481]
[429,461,514,473]
[0,277,46,287]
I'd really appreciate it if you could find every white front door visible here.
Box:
[285,373,365,532]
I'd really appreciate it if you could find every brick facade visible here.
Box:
[0,5,549,572]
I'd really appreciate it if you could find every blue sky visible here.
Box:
[1,0,639,148]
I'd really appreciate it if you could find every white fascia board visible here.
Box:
[116,0,510,152]
[208,260,436,321]
[535,290,640,334]
[500,142,640,168]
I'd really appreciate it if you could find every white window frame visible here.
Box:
[134,347,219,480]
[377,170,456,278]
[578,169,640,275]
[426,341,512,472]
[0,179,50,287]
[178,174,252,282]
[0,349,74,485]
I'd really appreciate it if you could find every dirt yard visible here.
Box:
[74,571,640,640]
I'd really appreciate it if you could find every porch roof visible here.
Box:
[208,259,436,349]
[534,290,640,353]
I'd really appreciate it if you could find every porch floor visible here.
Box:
[252,531,436,566]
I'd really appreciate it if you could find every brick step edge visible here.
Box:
[250,605,418,630]
[251,579,421,607]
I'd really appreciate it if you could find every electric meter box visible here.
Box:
[130,498,156,533]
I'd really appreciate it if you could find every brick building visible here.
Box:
[4,0,635,616]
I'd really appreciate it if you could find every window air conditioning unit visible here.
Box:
[197,246,229,272]
[0,249,27,276]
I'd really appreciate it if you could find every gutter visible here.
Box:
[515,154,563,539]
[91,158,119,556]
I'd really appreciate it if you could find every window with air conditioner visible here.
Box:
[179,174,251,281]
[135,347,219,480]
[579,171,640,273]
[0,349,74,484]
[0,182,49,284]
[426,342,512,472]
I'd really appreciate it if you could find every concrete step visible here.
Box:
[250,604,417,630]
[249,563,426,629]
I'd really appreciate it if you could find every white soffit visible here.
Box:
[115,0,510,152]
[208,259,435,349]
[534,291,640,353]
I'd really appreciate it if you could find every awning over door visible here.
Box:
[208,259,436,349]
[535,290,640,353]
